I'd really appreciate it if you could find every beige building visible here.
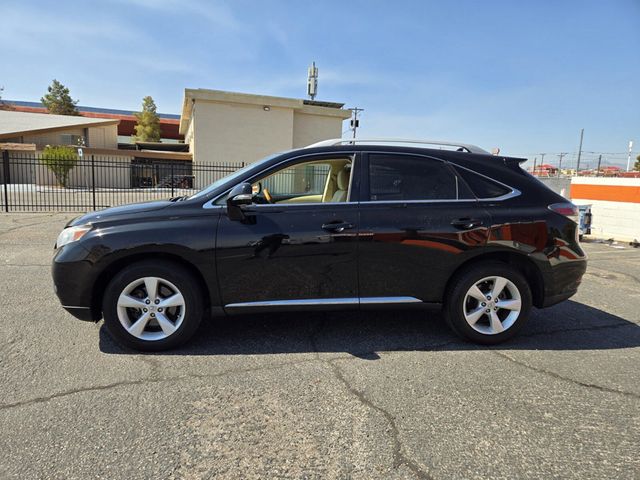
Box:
[0,110,119,149]
[0,110,192,187]
[179,89,352,164]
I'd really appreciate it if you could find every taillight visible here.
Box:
[549,202,579,223]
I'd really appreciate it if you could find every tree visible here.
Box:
[41,145,78,187]
[41,79,79,115]
[132,96,161,142]
[635,154,640,172]
[0,86,14,110]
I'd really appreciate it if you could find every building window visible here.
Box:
[59,134,83,146]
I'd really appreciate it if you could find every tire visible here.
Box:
[444,262,532,345]
[102,260,203,351]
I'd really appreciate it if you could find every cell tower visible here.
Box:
[307,62,318,100]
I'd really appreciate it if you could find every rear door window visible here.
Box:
[367,154,473,201]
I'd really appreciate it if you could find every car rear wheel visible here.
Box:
[103,261,203,351]
[444,262,532,344]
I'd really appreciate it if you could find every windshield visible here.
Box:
[188,152,284,200]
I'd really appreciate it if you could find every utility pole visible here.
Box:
[576,128,584,175]
[626,140,634,172]
[532,156,537,173]
[557,153,566,176]
[349,107,364,139]
[596,154,602,176]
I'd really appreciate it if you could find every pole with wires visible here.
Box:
[349,107,364,139]
[576,128,584,175]
[557,153,566,176]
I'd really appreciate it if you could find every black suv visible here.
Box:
[52,140,586,351]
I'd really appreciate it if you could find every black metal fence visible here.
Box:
[0,151,244,212]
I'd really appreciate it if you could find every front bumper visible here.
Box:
[52,243,100,321]
[62,306,100,322]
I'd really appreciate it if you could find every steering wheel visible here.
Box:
[262,187,273,204]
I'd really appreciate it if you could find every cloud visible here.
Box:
[107,0,241,30]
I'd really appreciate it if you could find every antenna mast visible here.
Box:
[307,62,318,100]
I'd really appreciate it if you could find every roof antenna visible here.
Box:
[307,62,318,100]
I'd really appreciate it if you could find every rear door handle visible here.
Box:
[451,218,483,229]
[322,221,354,233]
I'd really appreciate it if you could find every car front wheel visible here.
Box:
[102,261,203,351]
[444,262,532,344]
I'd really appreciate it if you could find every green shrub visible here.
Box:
[41,145,79,187]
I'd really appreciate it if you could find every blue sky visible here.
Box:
[1,0,638,166]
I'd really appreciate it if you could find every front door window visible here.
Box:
[252,158,353,204]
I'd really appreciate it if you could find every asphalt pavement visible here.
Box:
[1,213,638,479]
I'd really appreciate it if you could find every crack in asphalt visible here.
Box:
[0,216,67,237]
[492,351,640,400]
[0,357,322,412]
[586,266,640,286]
[1,264,50,267]
[518,320,638,338]
[326,357,434,480]
[309,318,434,480]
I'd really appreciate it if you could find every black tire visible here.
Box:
[444,262,532,345]
[102,260,203,351]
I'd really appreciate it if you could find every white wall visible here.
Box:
[571,177,640,242]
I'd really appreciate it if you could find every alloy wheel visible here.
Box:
[116,276,186,341]
[463,276,522,335]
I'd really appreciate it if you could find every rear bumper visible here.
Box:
[541,259,587,307]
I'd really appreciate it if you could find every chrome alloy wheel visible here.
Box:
[463,276,522,335]
[116,276,186,341]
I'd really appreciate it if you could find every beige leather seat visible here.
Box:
[331,168,350,203]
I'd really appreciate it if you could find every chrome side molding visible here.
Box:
[224,296,422,309]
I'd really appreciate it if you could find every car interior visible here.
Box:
[252,158,352,204]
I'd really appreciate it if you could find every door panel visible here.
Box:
[216,203,359,306]
[357,152,490,303]
[358,202,490,302]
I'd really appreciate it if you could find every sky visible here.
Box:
[1,0,639,167]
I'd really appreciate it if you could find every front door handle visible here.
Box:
[451,218,483,229]
[322,221,354,233]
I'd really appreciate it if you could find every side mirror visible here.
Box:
[226,182,254,221]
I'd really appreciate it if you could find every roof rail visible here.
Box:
[305,138,489,154]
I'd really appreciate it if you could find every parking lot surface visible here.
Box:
[1,213,639,479]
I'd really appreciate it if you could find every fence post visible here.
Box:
[170,161,175,197]
[91,155,96,210]
[2,150,9,213]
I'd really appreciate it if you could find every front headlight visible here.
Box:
[56,225,92,248]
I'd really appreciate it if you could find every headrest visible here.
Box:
[337,168,350,190]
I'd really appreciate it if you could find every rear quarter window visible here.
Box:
[454,167,511,199]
